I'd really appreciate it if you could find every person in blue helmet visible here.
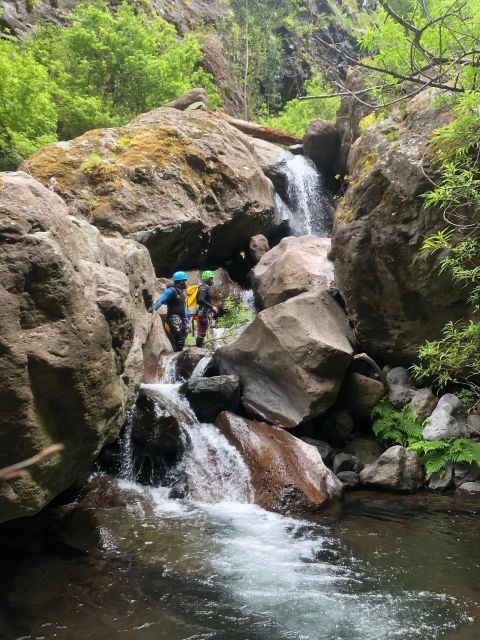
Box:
[154,271,190,352]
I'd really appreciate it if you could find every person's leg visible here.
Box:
[196,313,209,348]
[168,315,186,351]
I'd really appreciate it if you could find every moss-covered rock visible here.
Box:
[24,107,278,275]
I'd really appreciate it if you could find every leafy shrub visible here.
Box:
[216,297,255,330]
[371,397,422,446]
[408,438,480,477]
[0,0,219,166]
[259,77,340,137]
[372,396,480,477]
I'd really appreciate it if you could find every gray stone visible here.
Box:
[303,120,340,172]
[409,387,438,423]
[181,375,240,423]
[214,288,353,427]
[288,144,304,155]
[176,347,209,380]
[454,462,480,487]
[251,235,334,309]
[359,445,422,492]
[457,481,480,494]
[24,107,279,275]
[466,413,480,437]
[428,463,454,491]
[301,438,334,467]
[336,471,359,489]
[422,394,468,441]
[248,234,270,264]
[333,453,360,474]
[335,372,385,422]
[345,438,383,467]
[386,367,415,408]
[332,90,471,364]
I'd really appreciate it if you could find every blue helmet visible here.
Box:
[172,271,188,282]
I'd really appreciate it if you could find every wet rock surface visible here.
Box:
[181,375,241,423]
[303,120,340,173]
[214,288,353,427]
[215,411,343,514]
[0,172,156,522]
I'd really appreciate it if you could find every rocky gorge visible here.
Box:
[1,47,480,640]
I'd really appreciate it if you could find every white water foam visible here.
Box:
[279,151,334,237]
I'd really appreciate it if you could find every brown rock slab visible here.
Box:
[216,412,343,514]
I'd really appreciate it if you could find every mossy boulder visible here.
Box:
[331,92,470,363]
[0,172,159,523]
[24,107,279,275]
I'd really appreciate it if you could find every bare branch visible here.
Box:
[0,444,64,481]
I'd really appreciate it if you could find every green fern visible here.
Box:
[408,438,480,477]
[371,397,422,447]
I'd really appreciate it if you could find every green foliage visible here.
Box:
[359,0,480,97]
[371,397,423,446]
[411,321,480,390]
[216,297,255,330]
[408,438,480,476]
[259,76,339,136]
[0,0,219,166]
[0,40,57,169]
[372,397,480,477]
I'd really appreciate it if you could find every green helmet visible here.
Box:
[202,270,215,280]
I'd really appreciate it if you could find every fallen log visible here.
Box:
[211,110,302,146]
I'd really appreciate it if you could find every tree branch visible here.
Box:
[0,444,64,481]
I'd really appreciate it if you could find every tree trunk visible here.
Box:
[211,111,302,145]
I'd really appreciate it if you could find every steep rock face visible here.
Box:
[251,235,334,309]
[332,93,469,363]
[216,412,343,514]
[214,288,353,427]
[0,0,227,36]
[24,107,278,275]
[0,172,156,522]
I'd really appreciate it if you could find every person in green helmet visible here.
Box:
[196,270,218,347]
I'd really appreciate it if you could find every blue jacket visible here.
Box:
[154,287,188,321]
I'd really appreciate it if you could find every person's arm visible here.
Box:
[154,288,173,311]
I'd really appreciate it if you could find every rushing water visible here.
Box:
[276,152,335,237]
[1,358,479,639]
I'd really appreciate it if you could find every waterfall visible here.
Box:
[119,357,253,504]
[190,356,212,380]
[277,151,334,237]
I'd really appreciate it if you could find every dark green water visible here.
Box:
[0,484,479,640]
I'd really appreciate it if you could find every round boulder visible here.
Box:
[303,120,340,173]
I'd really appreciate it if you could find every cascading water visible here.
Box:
[6,350,477,639]
[275,151,335,237]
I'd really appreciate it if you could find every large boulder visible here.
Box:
[24,107,279,275]
[216,412,343,513]
[332,92,471,363]
[359,445,422,492]
[0,172,157,522]
[214,288,353,427]
[251,235,334,309]
[422,394,468,441]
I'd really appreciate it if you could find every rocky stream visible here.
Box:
[1,89,479,639]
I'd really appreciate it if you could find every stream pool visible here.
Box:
[1,483,479,640]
